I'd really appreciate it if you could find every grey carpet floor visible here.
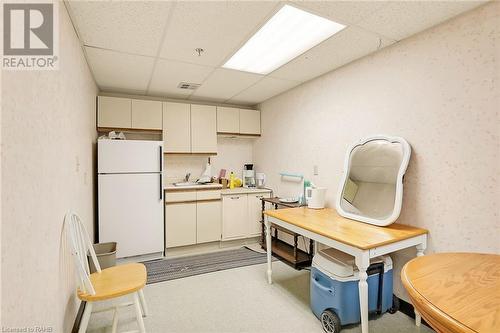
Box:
[87,261,434,333]
[143,247,277,284]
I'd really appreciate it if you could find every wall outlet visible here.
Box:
[313,165,319,176]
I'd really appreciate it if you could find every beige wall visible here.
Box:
[254,3,499,299]
[1,4,97,332]
[164,137,255,184]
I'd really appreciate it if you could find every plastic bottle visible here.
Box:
[303,179,311,205]
[229,172,235,189]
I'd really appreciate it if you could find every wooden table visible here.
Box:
[401,253,500,333]
[264,207,428,333]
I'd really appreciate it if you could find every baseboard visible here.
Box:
[396,296,431,328]
[72,301,86,333]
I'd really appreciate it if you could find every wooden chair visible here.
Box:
[65,212,149,333]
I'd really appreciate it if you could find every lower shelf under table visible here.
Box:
[261,238,312,269]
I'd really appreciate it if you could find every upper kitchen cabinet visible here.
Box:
[97,96,131,129]
[239,109,261,135]
[131,99,162,130]
[217,107,240,134]
[97,96,162,131]
[191,104,217,154]
[163,102,191,153]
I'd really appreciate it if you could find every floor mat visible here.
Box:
[143,247,275,284]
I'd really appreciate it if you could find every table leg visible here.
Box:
[293,235,298,260]
[414,241,427,326]
[261,200,265,246]
[265,216,273,284]
[355,252,370,333]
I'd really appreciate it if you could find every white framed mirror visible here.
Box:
[335,136,411,226]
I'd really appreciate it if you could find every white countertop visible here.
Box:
[221,187,272,195]
[164,184,272,194]
[164,183,223,191]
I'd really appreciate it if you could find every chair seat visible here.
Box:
[78,263,147,302]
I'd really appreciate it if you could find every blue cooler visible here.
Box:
[310,248,394,332]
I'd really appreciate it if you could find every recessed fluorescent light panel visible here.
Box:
[223,5,346,75]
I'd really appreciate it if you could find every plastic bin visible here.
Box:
[88,242,117,273]
[310,248,395,332]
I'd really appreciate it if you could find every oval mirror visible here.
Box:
[335,136,411,226]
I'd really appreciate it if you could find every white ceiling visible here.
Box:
[66,0,487,106]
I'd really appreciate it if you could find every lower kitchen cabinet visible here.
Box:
[166,188,270,247]
[165,202,197,248]
[222,195,248,239]
[222,191,271,240]
[197,200,222,243]
[247,192,271,236]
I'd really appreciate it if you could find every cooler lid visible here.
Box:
[313,248,356,278]
[312,247,393,278]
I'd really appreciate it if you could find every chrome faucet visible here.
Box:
[184,173,191,182]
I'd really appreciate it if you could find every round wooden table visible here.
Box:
[401,253,500,333]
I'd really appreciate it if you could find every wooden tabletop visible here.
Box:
[264,207,427,250]
[401,253,500,333]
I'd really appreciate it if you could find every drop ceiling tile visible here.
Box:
[229,77,301,105]
[190,68,263,101]
[148,59,214,98]
[269,26,395,82]
[357,1,488,41]
[85,47,155,93]
[67,1,172,56]
[159,1,279,66]
[291,0,390,25]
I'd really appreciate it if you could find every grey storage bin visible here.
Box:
[88,242,117,273]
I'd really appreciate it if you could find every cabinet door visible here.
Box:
[131,99,162,130]
[163,102,191,153]
[222,195,248,240]
[97,96,131,128]
[247,192,271,237]
[239,109,261,135]
[217,107,239,134]
[191,104,217,153]
[165,202,196,248]
[197,201,222,244]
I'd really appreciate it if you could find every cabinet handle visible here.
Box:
[230,196,240,200]
[256,195,264,198]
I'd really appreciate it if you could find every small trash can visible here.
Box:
[88,242,117,273]
[310,247,396,332]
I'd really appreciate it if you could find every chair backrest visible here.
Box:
[64,212,101,295]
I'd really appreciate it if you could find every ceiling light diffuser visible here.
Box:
[223,5,346,75]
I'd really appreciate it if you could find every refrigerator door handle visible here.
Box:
[159,145,163,200]
[159,173,163,200]
[159,145,163,172]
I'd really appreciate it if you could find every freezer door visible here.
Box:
[98,173,164,258]
[98,139,163,174]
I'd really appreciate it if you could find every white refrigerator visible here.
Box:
[98,139,164,258]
